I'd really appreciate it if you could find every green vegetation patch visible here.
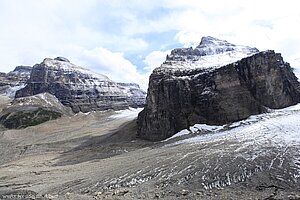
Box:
[0,108,62,129]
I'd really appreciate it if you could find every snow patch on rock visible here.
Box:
[5,84,26,98]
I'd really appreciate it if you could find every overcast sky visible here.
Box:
[0,0,300,89]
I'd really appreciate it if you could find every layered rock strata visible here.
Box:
[137,37,300,141]
[16,57,146,112]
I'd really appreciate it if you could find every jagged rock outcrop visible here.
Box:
[0,66,32,98]
[15,57,146,112]
[137,37,300,141]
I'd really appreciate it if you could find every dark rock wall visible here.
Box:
[137,51,300,141]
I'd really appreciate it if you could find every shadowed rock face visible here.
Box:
[15,57,146,112]
[138,41,300,141]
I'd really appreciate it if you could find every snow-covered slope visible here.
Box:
[168,104,300,146]
[43,57,110,82]
[163,36,259,69]
[159,103,300,190]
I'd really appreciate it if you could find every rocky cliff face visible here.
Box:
[0,66,32,98]
[15,57,145,112]
[137,37,300,141]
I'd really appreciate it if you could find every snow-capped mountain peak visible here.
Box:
[8,66,32,77]
[196,36,258,56]
[162,36,259,70]
[198,36,231,47]
[42,57,110,81]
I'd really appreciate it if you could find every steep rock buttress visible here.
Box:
[137,37,300,141]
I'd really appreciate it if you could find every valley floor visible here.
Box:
[0,96,300,200]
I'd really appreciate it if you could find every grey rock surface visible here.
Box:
[15,58,145,112]
[117,83,146,108]
[138,37,300,141]
[0,66,32,98]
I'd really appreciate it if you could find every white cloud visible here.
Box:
[143,50,170,71]
[174,31,203,48]
[0,0,148,70]
[156,0,300,72]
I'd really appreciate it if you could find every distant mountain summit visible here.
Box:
[138,37,300,141]
[196,36,258,56]
[8,66,32,77]
[14,57,146,113]
[165,36,258,69]
[0,57,145,129]
[0,66,32,98]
